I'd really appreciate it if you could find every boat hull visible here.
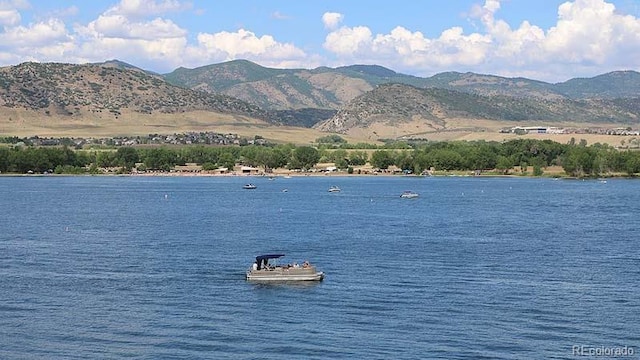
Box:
[246,267,324,282]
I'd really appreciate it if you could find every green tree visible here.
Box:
[562,146,595,177]
[0,147,9,172]
[316,134,346,144]
[116,147,139,169]
[519,161,528,175]
[270,146,291,170]
[324,149,349,169]
[95,151,117,167]
[370,150,395,169]
[470,143,498,170]
[142,147,177,171]
[532,164,544,176]
[217,151,237,170]
[239,146,261,167]
[290,146,320,170]
[348,151,368,166]
[201,162,217,171]
[254,147,289,172]
[428,149,463,171]
[327,149,348,163]
[395,151,414,172]
[624,152,640,175]
[496,155,513,174]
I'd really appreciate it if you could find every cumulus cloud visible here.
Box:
[0,18,70,47]
[0,17,77,66]
[543,0,639,64]
[194,29,306,63]
[0,8,20,26]
[0,0,29,26]
[323,24,492,68]
[323,0,640,81]
[0,0,310,72]
[1,0,639,81]
[69,12,190,71]
[322,12,343,30]
[323,26,371,55]
[80,14,187,40]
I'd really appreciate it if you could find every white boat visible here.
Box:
[328,185,341,192]
[243,183,257,189]
[400,190,419,198]
[246,254,324,282]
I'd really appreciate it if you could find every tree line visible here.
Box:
[1,138,640,177]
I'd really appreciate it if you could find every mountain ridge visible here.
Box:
[164,60,640,109]
[1,59,639,142]
[313,83,640,137]
[0,61,268,119]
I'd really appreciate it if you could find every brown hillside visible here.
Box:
[0,62,268,119]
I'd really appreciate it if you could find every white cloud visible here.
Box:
[322,12,343,30]
[0,0,310,73]
[0,0,29,26]
[105,0,192,18]
[271,11,289,20]
[543,0,634,63]
[69,13,190,71]
[324,24,492,68]
[322,0,640,81]
[1,0,639,81]
[0,8,20,26]
[81,14,186,40]
[76,36,188,69]
[323,26,371,56]
[0,18,70,47]
[0,17,77,66]
[51,6,79,18]
[194,29,306,63]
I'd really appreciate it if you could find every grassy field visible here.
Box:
[0,109,636,147]
[0,109,373,145]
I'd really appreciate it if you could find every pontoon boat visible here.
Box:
[246,254,324,281]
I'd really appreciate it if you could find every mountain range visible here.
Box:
[1,59,639,140]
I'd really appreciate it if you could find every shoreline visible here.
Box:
[0,170,628,180]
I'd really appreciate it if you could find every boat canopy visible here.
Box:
[255,254,285,261]
[254,254,285,270]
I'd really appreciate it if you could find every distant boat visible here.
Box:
[400,190,419,199]
[243,183,257,189]
[328,185,341,193]
[247,254,324,282]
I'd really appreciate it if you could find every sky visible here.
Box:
[1,0,639,83]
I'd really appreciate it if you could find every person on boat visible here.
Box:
[252,262,258,271]
[303,260,310,268]
[293,262,299,268]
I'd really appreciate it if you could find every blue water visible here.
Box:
[1,175,639,359]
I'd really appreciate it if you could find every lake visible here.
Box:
[1,175,638,359]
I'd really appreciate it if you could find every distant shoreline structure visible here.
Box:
[501,126,639,136]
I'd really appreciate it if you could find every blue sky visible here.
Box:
[1,0,639,82]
